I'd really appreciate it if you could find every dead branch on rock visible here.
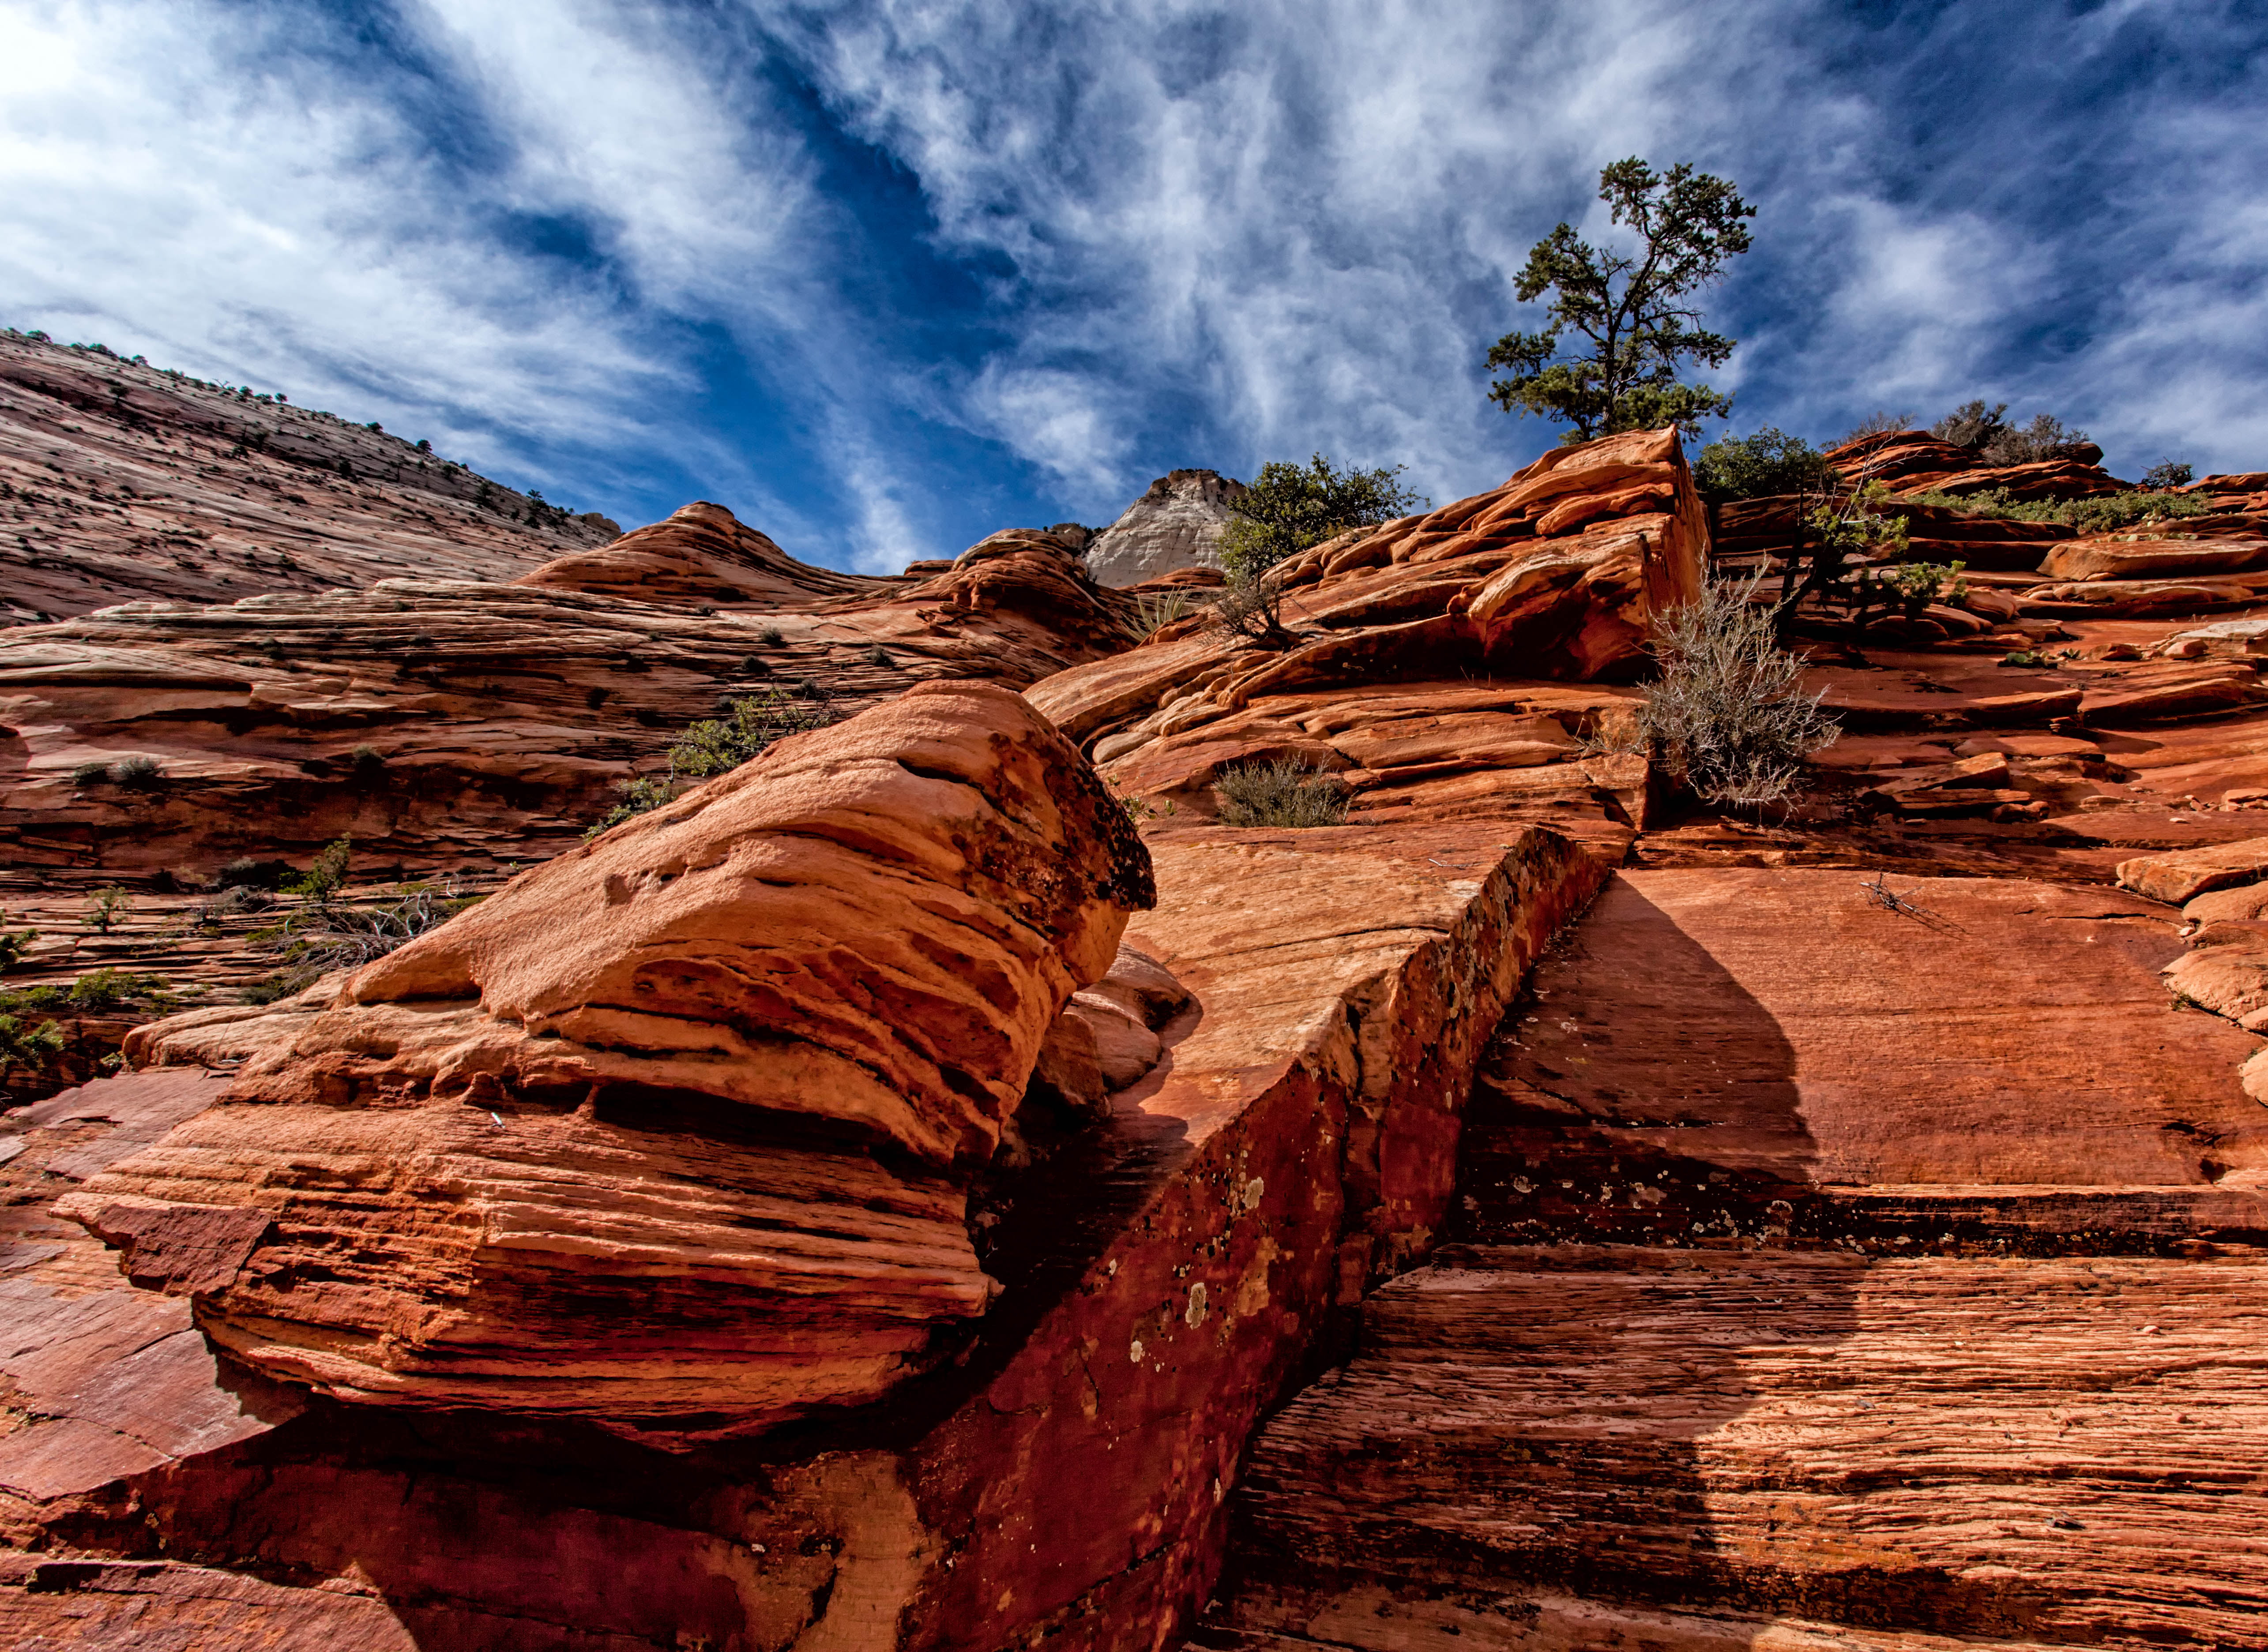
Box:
[1857,871,1963,934]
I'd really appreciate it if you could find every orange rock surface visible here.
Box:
[0,505,1134,885]
[0,331,615,623]
[1198,869,2268,1649]
[60,680,1153,1435]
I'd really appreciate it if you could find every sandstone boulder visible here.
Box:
[2116,837,2268,905]
[2040,536,2268,583]
[1827,428,2127,499]
[62,679,1154,1437]
[1083,468,1247,587]
[1037,426,1703,748]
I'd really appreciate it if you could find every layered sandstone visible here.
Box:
[1197,869,2268,1649]
[0,505,1134,885]
[2,821,1606,1648]
[0,330,616,623]
[1082,468,1247,587]
[1035,426,1704,845]
[56,681,1151,1435]
[1827,427,2128,499]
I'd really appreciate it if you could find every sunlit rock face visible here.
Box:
[63,679,1155,1441]
[1083,468,1248,587]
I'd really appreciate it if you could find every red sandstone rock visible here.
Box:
[516,499,882,605]
[0,507,1136,885]
[0,332,614,625]
[2040,535,2268,583]
[60,680,1153,1435]
[1200,867,2268,1650]
[1828,428,2128,499]
[1031,428,1702,858]
[2116,836,2268,904]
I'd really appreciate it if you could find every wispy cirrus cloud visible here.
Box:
[0,0,2262,572]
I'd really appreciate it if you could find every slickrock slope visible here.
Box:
[517,497,882,605]
[0,828,1610,1649]
[1035,425,1703,854]
[0,431,1717,1648]
[1197,869,2268,1650]
[21,408,2268,1651]
[0,505,1133,890]
[1084,468,1248,587]
[0,330,617,623]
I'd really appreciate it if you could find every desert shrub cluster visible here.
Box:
[1213,759,1352,828]
[1929,400,2093,465]
[1896,485,2213,535]
[1636,578,1839,808]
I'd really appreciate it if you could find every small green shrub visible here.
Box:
[1694,428,1832,502]
[0,916,35,972]
[107,755,164,790]
[2142,460,2195,492]
[349,743,385,779]
[1214,759,1352,828]
[71,761,108,788]
[585,690,836,839]
[864,644,895,668]
[0,1013,66,1078]
[1128,588,1203,640]
[82,885,132,935]
[758,626,786,646]
[284,839,353,908]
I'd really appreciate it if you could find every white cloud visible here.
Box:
[0,0,2261,553]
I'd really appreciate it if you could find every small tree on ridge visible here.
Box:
[1486,158,1756,443]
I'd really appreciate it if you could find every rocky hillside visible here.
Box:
[0,330,618,623]
[7,419,2268,1651]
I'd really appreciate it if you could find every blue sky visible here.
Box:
[2,1,2263,572]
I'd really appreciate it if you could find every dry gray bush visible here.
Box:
[1639,577,1839,807]
[1214,758,1351,827]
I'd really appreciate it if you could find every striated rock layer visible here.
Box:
[60,680,1153,1436]
[0,330,616,624]
[0,504,1137,880]
[1036,426,1702,851]
[1196,869,2268,1649]
[1082,468,1247,588]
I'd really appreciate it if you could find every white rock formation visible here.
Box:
[1082,469,1246,587]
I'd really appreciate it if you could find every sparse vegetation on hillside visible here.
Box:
[585,688,838,838]
[1896,486,2212,534]
[1637,577,1839,808]
[1128,587,1206,640]
[0,969,192,1081]
[247,876,481,1001]
[1836,410,1916,444]
[1214,758,1352,828]
[1486,158,1755,442]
